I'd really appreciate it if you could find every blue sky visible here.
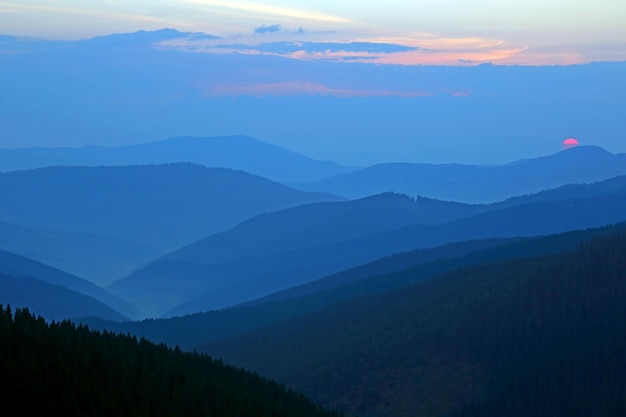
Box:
[2,0,625,65]
[1,1,625,164]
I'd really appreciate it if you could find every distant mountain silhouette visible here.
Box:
[296,146,626,202]
[0,164,341,253]
[0,135,355,182]
[0,249,137,319]
[0,219,161,286]
[110,193,483,317]
[0,273,127,322]
[111,175,626,318]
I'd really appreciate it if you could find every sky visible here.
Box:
[1,0,626,65]
[1,1,625,165]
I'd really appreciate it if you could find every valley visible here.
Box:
[2,134,626,416]
[2,22,625,416]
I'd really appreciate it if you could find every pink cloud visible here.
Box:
[157,35,599,66]
[449,90,472,97]
[206,81,434,98]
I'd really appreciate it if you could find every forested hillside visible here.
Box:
[203,229,626,417]
[0,305,341,417]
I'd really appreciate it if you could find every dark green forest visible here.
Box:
[0,305,341,417]
[204,230,626,417]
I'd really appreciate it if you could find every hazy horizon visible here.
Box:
[1,2,625,165]
[2,26,625,165]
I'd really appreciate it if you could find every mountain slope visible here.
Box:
[93,222,622,350]
[0,304,341,417]
[113,176,626,317]
[0,135,355,182]
[165,192,626,315]
[202,229,626,417]
[164,192,481,265]
[0,249,137,319]
[0,219,161,286]
[85,222,626,357]
[296,146,626,202]
[0,163,341,250]
[85,237,517,347]
[110,193,483,317]
[0,273,127,321]
[292,192,626,269]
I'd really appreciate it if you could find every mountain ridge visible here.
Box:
[200,228,626,417]
[0,135,356,182]
[0,218,162,286]
[0,248,138,319]
[0,163,342,252]
[111,175,626,317]
[295,146,626,202]
[0,273,128,322]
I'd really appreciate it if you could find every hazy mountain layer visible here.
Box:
[0,163,341,251]
[0,219,161,286]
[164,192,481,265]
[0,273,127,322]
[0,249,137,319]
[296,146,626,202]
[0,135,356,182]
[112,176,626,317]
[84,222,624,350]
[110,192,484,317]
[85,237,515,346]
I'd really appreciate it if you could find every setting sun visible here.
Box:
[563,138,580,149]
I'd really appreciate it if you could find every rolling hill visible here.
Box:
[0,273,127,321]
[0,219,161,286]
[111,176,626,317]
[0,135,356,182]
[295,146,626,202]
[163,192,481,265]
[109,192,484,317]
[0,163,341,251]
[84,222,625,350]
[201,228,626,417]
[0,249,137,319]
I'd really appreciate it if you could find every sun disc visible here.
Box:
[562,138,579,149]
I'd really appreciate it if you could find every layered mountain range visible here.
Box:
[3,136,626,320]
[3,135,626,416]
